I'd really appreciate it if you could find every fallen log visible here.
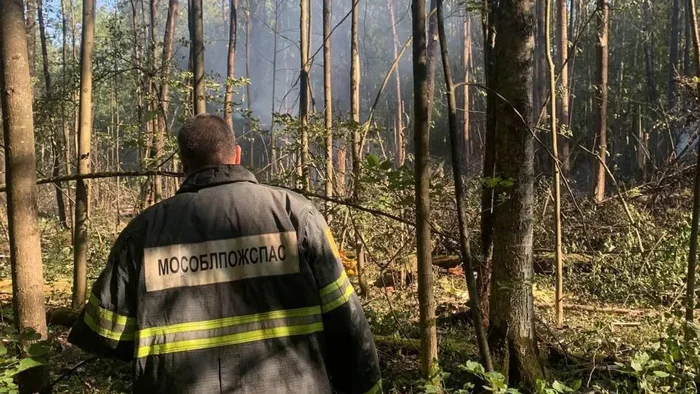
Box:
[536,302,654,315]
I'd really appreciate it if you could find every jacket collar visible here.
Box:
[177,165,258,193]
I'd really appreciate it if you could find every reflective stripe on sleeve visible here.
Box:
[363,380,383,394]
[135,306,324,358]
[84,293,136,341]
[319,271,354,313]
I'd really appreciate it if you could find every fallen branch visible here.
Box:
[536,303,654,315]
[0,170,457,241]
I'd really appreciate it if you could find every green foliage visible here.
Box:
[609,322,700,393]
[420,361,580,394]
[0,328,50,393]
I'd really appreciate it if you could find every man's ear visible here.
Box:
[234,145,242,165]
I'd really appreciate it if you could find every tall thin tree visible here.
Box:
[299,0,310,191]
[592,0,609,203]
[547,0,565,329]
[190,0,205,114]
[72,0,96,309]
[557,0,570,177]
[462,10,471,168]
[684,0,700,329]
[388,0,404,167]
[323,0,333,201]
[351,0,368,296]
[437,0,493,371]
[412,0,439,382]
[0,1,49,390]
[25,0,37,79]
[670,0,681,107]
[224,0,237,129]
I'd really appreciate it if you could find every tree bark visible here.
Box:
[533,0,546,125]
[642,0,656,105]
[61,0,72,226]
[426,0,439,127]
[350,0,367,296]
[270,1,279,178]
[480,0,497,329]
[670,0,681,107]
[224,0,237,129]
[25,0,36,80]
[38,0,69,228]
[486,0,544,388]
[323,0,333,201]
[462,11,471,170]
[388,0,404,168]
[0,0,49,390]
[245,0,253,166]
[557,0,570,178]
[684,0,700,329]
[412,0,439,382]
[72,0,95,309]
[686,1,692,75]
[299,0,310,191]
[547,0,565,329]
[593,0,609,203]
[437,0,493,371]
[154,0,178,203]
[190,0,205,114]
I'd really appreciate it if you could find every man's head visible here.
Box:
[177,113,240,174]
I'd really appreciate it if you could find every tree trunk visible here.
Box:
[462,11,471,171]
[557,0,570,178]
[323,0,333,200]
[480,0,497,329]
[437,0,493,371]
[533,0,546,125]
[224,0,237,129]
[270,2,279,177]
[61,0,72,227]
[486,0,544,388]
[684,0,700,329]
[642,0,656,105]
[72,0,95,309]
[547,0,565,329]
[686,0,692,75]
[0,0,49,390]
[412,0,439,382]
[245,0,253,166]
[299,0,310,191]
[592,0,609,203]
[388,0,404,168]
[38,0,69,228]
[25,0,36,80]
[425,0,438,129]
[351,0,368,297]
[155,0,178,203]
[191,0,205,114]
[670,0,681,107]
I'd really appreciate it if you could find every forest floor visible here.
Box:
[0,179,697,393]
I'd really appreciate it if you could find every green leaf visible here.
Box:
[653,370,670,378]
[570,380,582,391]
[552,381,570,392]
[380,160,393,170]
[630,360,643,372]
[366,154,380,167]
[0,344,6,356]
[13,358,43,375]
[27,342,49,358]
[18,329,40,342]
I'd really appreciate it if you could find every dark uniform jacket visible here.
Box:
[68,165,381,394]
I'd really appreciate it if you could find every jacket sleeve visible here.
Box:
[302,207,382,394]
[67,232,139,362]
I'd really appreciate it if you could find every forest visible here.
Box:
[1,0,700,392]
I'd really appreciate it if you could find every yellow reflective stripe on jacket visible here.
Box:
[137,306,321,339]
[364,380,383,394]
[89,294,136,327]
[319,271,348,297]
[321,284,354,313]
[136,322,324,358]
[84,294,135,341]
[324,228,341,259]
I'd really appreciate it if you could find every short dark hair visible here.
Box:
[177,114,236,168]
